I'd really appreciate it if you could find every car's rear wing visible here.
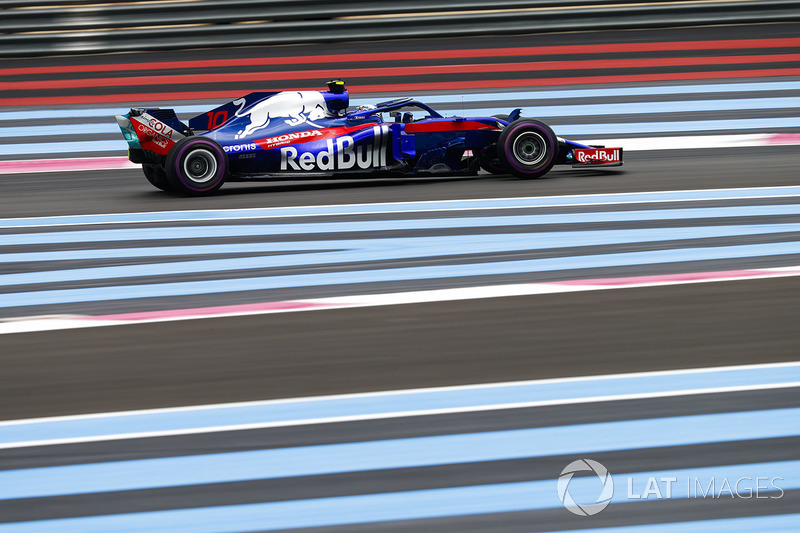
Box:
[115,108,188,163]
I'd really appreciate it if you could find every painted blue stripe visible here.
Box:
[3,224,798,287]
[0,461,796,531]
[3,81,798,122]
[4,96,798,139]
[3,241,800,308]
[3,222,797,264]
[3,187,800,229]
[3,117,800,155]
[0,409,797,500]
[2,364,797,447]
[547,514,800,533]
[0,123,118,139]
[0,140,127,156]
[4,204,800,246]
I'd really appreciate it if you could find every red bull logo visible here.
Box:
[280,125,390,171]
[574,148,621,164]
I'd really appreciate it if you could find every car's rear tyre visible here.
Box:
[142,164,173,192]
[497,119,557,179]
[165,137,227,195]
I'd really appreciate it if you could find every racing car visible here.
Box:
[116,80,622,195]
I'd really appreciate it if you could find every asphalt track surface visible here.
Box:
[0,145,799,414]
[2,22,800,533]
[2,265,800,417]
[0,147,798,217]
[2,154,799,532]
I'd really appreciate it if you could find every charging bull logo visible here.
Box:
[233,91,328,139]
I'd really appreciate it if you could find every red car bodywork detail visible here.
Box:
[404,121,497,133]
[131,116,178,155]
[253,124,376,151]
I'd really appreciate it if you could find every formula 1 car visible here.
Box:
[116,80,622,195]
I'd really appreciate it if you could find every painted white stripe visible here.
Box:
[3,133,798,176]
[0,361,797,449]
[576,133,797,151]
[1,266,799,336]
[2,382,798,450]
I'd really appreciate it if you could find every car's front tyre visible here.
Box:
[165,137,228,195]
[497,119,557,179]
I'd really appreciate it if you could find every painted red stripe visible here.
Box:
[0,157,135,174]
[4,38,800,76]
[74,268,800,325]
[4,68,800,107]
[765,133,800,145]
[4,54,799,92]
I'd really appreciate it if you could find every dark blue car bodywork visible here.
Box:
[116,81,621,194]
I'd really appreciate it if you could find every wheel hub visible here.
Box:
[512,132,546,167]
[183,148,218,184]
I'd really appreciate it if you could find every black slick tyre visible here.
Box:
[497,119,558,179]
[165,137,228,196]
[142,165,173,192]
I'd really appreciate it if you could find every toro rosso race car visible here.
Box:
[116,80,622,195]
